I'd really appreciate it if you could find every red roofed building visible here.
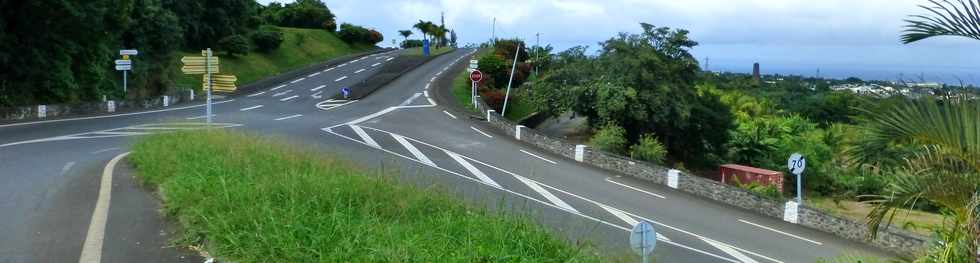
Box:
[719,164,784,192]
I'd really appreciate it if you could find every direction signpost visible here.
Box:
[115,50,137,93]
[788,153,806,204]
[629,221,657,263]
[182,48,236,124]
[469,69,483,106]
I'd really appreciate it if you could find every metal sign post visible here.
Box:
[205,48,213,124]
[630,221,657,263]
[469,70,483,106]
[788,153,806,204]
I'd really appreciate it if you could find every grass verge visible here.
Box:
[809,197,943,236]
[175,26,373,89]
[130,130,603,262]
[402,46,455,56]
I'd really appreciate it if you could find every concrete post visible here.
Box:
[574,145,586,162]
[516,125,525,140]
[189,89,195,101]
[37,105,47,118]
[107,100,116,113]
[487,110,495,122]
[163,95,170,107]
[667,169,679,189]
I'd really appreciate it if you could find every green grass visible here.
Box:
[175,26,373,89]
[130,130,604,262]
[402,46,455,56]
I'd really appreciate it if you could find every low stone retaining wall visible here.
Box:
[0,89,196,123]
[470,96,927,257]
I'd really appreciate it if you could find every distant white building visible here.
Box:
[830,83,906,97]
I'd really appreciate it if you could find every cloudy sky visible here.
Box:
[262,0,980,84]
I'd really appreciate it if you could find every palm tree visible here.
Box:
[413,20,429,42]
[431,26,446,49]
[901,0,980,44]
[398,30,412,46]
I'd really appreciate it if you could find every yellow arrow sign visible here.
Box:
[206,85,237,92]
[201,49,214,57]
[202,74,237,82]
[181,56,219,65]
[181,65,220,74]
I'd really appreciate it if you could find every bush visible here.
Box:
[219,34,250,57]
[401,39,423,48]
[591,124,627,154]
[479,88,506,112]
[477,54,507,88]
[251,30,284,52]
[322,19,337,32]
[337,23,382,45]
[631,134,667,164]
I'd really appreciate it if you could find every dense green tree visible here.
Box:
[164,0,258,49]
[251,28,284,52]
[219,34,250,57]
[337,23,383,45]
[275,0,336,30]
[120,0,183,99]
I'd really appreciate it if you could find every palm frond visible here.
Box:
[902,0,980,43]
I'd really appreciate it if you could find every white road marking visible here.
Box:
[604,177,667,199]
[425,83,430,90]
[520,149,557,164]
[345,107,396,125]
[310,85,326,92]
[323,68,334,72]
[335,76,348,82]
[442,110,457,119]
[470,126,493,138]
[290,78,306,84]
[1,123,242,148]
[308,72,321,78]
[240,105,263,111]
[424,90,429,97]
[399,93,423,106]
[598,204,672,242]
[446,151,502,188]
[738,219,823,245]
[247,92,266,97]
[371,62,381,67]
[61,162,76,175]
[279,95,299,101]
[427,98,437,105]
[354,68,365,74]
[430,77,437,82]
[274,114,303,121]
[90,147,120,154]
[391,134,436,166]
[311,91,323,99]
[0,100,235,129]
[79,152,130,263]
[272,90,292,97]
[386,57,394,61]
[315,99,356,111]
[185,114,215,120]
[91,131,152,136]
[324,125,752,263]
[514,175,578,213]
[338,63,348,67]
[703,238,760,263]
[350,125,381,148]
[271,85,286,91]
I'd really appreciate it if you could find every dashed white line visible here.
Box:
[514,175,578,213]
[272,90,292,97]
[391,134,436,166]
[520,149,557,164]
[274,114,303,121]
[271,85,286,91]
[354,68,366,74]
[311,85,326,92]
[61,162,76,175]
[430,77,437,82]
[240,105,263,111]
[442,110,457,119]
[247,91,266,97]
[350,125,380,148]
[604,177,667,199]
[290,77,306,83]
[323,67,334,72]
[280,95,299,101]
[446,151,502,188]
[385,57,394,61]
[703,238,760,263]
[335,76,348,82]
[738,219,823,245]
[338,63,348,67]
[371,62,381,67]
[308,72,321,78]
[470,126,493,138]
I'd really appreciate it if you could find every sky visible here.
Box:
[261,0,980,85]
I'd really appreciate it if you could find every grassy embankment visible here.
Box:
[401,46,455,56]
[175,26,374,89]
[809,197,943,236]
[130,130,604,262]
[451,48,536,121]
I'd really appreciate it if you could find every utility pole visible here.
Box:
[501,42,521,116]
[535,32,540,76]
[704,57,709,72]
[491,17,496,46]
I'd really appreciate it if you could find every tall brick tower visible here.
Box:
[752,62,761,85]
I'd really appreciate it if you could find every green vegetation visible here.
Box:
[130,130,604,262]
[176,26,372,88]
[590,124,628,154]
[451,68,476,109]
[630,134,668,165]
[402,47,455,57]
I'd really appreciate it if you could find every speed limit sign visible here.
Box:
[788,153,805,176]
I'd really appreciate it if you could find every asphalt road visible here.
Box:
[0,48,897,263]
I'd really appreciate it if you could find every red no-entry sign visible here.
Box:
[470,70,483,82]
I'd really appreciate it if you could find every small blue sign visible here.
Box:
[422,39,430,56]
[341,87,351,99]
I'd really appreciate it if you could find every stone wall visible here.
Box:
[470,95,927,257]
[0,90,195,123]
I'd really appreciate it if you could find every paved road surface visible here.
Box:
[0,49,896,262]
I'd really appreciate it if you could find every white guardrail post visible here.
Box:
[487,110,495,122]
[107,100,116,113]
[574,145,586,162]
[516,125,525,140]
[667,169,679,189]
[37,105,47,118]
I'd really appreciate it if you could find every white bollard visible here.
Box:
[37,105,47,118]
[107,100,116,113]
[516,125,525,140]
[487,110,495,121]
[163,95,170,107]
[189,89,195,101]
[667,169,680,189]
[783,201,799,224]
[574,145,586,162]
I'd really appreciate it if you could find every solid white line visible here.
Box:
[604,178,667,199]
[90,147,120,154]
[247,91,266,97]
[0,100,235,128]
[354,69,365,74]
[430,77,437,82]
[90,131,152,136]
[399,93,423,106]
[308,72,321,78]
[350,125,380,148]
[61,161,76,175]
[185,114,215,120]
[738,219,823,245]
[423,90,429,97]
[346,107,395,125]
[371,62,381,67]
[79,152,130,263]
[391,134,436,166]
[514,175,578,213]
[520,149,557,164]
[271,85,286,91]
[442,110,457,119]
[335,76,348,82]
[470,126,493,138]
[290,78,306,84]
[703,238,760,263]
[240,105,263,111]
[310,85,326,92]
[274,114,303,121]
[446,151,502,188]
[425,83,431,90]
[280,95,299,101]
[427,98,437,105]
[272,90,292,97]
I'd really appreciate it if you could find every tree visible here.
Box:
[431,26,446,48]
[591,123,627,154]
[164,0,257,49]
[901,0,980,44]
[398,30,413,43]
[631,134,668,164]
[251,28,284,52]
[274,0,335,30]
[450,29,458,47]
[219,34,250,57]
[413,20,436,43]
